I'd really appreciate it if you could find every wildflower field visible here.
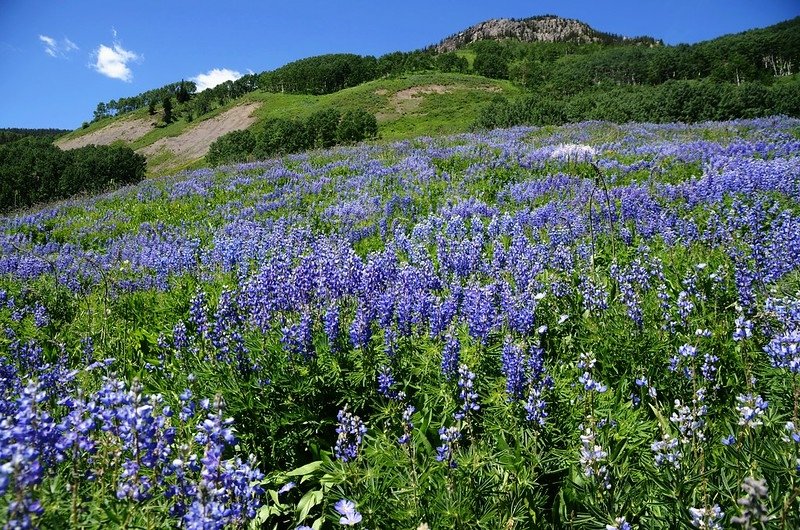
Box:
[2,117,800,529]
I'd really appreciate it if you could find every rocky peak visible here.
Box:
[435,15,658,53]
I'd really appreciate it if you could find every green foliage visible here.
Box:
[0,128,69,144]
[255,117,312,158]
[472,41,511,80]
[475,75,800,128]
[206,107,378,166]
[307,108,342,149]
[260,54,379,95]
[162,96,174,125]
[175,80,192,104]
[436,53,469,74]
[0,139,145,211]
[204,129,257,166]
[337,109,378,144]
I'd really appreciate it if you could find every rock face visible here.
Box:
[435,15,658,52]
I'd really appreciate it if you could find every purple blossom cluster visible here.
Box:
[0,371,264,529]
[334,408,367,463]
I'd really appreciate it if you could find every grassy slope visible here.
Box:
[245,72,519,140]
[59,72,521,175]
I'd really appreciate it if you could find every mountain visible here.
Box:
[50,15,799,177]
[434,15,660,53]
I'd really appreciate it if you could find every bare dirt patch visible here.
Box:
[394,85,452,100]
[390,85,452,114]
[56,118,155,150]
[138,103,262,173]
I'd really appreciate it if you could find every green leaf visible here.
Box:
[287,460,323,477]
[296,488,323,522]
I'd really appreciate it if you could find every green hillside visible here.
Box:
[49,15,800,177]
[245,73,521,140]
[57,72,521,175]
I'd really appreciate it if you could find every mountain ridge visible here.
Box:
[434,15,661,53]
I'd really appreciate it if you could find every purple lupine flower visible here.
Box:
[31,302,49,328]
[580,277,609,313]
[281,311,314,360]
[278,481,296,495]
[764,330,800,373]
[501,338,526,400]
[188,291,210,340]
[398,404,415,445]
[671,390,707,444]
[463,284,497,343]
[731,477,769,528]
[436,426,461,468]
[173,320,189,351]
[676,291,694,324]
[670,344,698,378]
[377,366,398,400]
[334,409,367,463]
[736,394,768,429]
[441,333,460,380]
[606,517,632,530]
[349,305,372,350]
[651,433,682,469]
[177,397,264,528]
[689,505,724,530]
[579,426,609,488]
[578,352,607,393]
[454,364,480,421]
[733,315,753,341]
[323,302,340,350]
[700,352,719,384]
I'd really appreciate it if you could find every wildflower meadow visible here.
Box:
[2,117,800,529]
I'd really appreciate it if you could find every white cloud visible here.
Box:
[191,68,243,92]
[39,34,78,58]
[93,42,141,82]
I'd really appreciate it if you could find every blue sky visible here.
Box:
[1,0,797,130]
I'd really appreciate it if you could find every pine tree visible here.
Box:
[162,97,173,124]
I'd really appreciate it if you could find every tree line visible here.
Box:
[206,108,378,166]
[91,75,260,124]
[0,137,145,212]
[475,76,800,129]
[0,128,70,145]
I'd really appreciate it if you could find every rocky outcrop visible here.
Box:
[435,15,658,52]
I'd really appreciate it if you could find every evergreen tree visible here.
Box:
[162,97,174,124]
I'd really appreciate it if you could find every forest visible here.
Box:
[0,136,145,211]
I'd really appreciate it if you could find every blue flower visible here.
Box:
[278,481,296,494]
[334,499,362,525]
[334,409,367,462]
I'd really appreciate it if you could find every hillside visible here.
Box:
[57,73,521,175]
[50,15,800,177]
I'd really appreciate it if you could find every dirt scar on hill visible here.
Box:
[56,117,155,150]
[138,102,262,169]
